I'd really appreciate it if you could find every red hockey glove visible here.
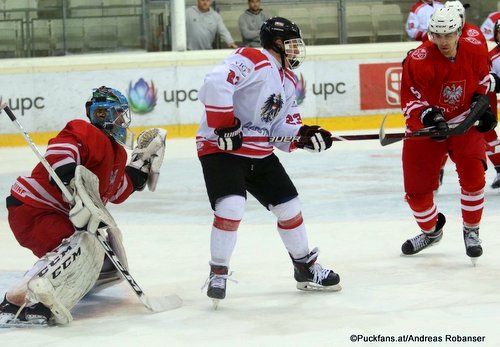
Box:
[214,117,243,151]
[295,125,333,152]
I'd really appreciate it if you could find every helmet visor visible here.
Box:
[101,106,134,149]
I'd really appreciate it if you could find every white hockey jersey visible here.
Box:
[196,47,303,158]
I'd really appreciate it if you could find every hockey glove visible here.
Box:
[295,125,333,152]
[129,128,167,192]
[420,106,448,141]
[476,107,498,133]
[214,117,243,151]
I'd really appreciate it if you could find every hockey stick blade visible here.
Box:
[379,95,490,146]
[142,293,183,313]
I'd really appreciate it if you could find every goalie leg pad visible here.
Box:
[9,231,105,325]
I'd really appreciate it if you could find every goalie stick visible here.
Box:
[379,94,490,146]
[0,103,181,314]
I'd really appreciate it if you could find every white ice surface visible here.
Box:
[1,135,500,347]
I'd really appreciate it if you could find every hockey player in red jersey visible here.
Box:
[0,86,166,326]
[399,7,497,263]
[197,17,340,306]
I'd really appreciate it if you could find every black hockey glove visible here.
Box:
[295,125,333,152]
[125,165,148,191]
[420,106,448,141]
[476,106,498,133]
[214,117,243,151]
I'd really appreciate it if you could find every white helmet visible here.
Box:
[444,1,465,18]
[428,7,462,35]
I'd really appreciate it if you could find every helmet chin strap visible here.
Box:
[271,41,287,70]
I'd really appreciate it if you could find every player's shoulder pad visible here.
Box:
[407,44,431,62]
[461,36,484,47]
[235,47,268,65]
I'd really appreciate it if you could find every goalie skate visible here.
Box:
[0,296,51,328]
[291,248,341,292]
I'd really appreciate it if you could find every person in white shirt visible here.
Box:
[196,17,340,307]
[480,11,500,42]
[185,0,238,50]
[406,0,444,41]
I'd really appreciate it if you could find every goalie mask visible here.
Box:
[85,86,134,149]
[260,17,305,69]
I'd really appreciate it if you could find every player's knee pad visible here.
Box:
[404,192,434,212]
[213,195,245,231]
[269,197,303,227]
[8,231,105,325]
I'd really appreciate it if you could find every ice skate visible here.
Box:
[203,264,232,309]
[491,172,500,189]
[463,226,482,266]
[291,247,341,292]
[401,213,445,255]
[0,295,51,328]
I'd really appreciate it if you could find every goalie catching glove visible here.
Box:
[295,125,333,152]
[126,128,167,192]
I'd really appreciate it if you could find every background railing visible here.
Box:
[0,0,499,58]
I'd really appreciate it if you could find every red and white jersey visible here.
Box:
[401,38,490,133]
[480,11,500,42]
[406,0,443,41]
[10,120,134,214]
[196,47,302,158]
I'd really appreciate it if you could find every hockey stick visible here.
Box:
[0,103,182,313]
[379,94,490,146]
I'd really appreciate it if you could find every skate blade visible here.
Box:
[296,282,342,292]
[469,257,479,267]
[0,319,48,329]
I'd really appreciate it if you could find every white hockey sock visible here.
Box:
[210,226,237,266]
[278,223,309,260]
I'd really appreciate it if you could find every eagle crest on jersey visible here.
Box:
[442,83,464,105]
[260,93,283,122]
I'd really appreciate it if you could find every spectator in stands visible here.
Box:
[481,11,500,42]
[238,0,269,47]
[406,0,444,41]
[186,0,238,50]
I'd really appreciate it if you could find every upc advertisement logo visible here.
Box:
[128,78,157,114]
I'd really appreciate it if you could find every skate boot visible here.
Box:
[401,213,445,255]
[291,247,341,292]
[463,226,482,266]
[491,171,500,189]
[203,264,232,309]
[0,295,51,328]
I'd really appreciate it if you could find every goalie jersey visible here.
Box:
[196,47,303,158]
[401,37,490,133]
[10,120,134,213]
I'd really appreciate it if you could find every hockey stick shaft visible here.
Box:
[1,104,74,201]
[242,133,381,143]
[1,104,178,312]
